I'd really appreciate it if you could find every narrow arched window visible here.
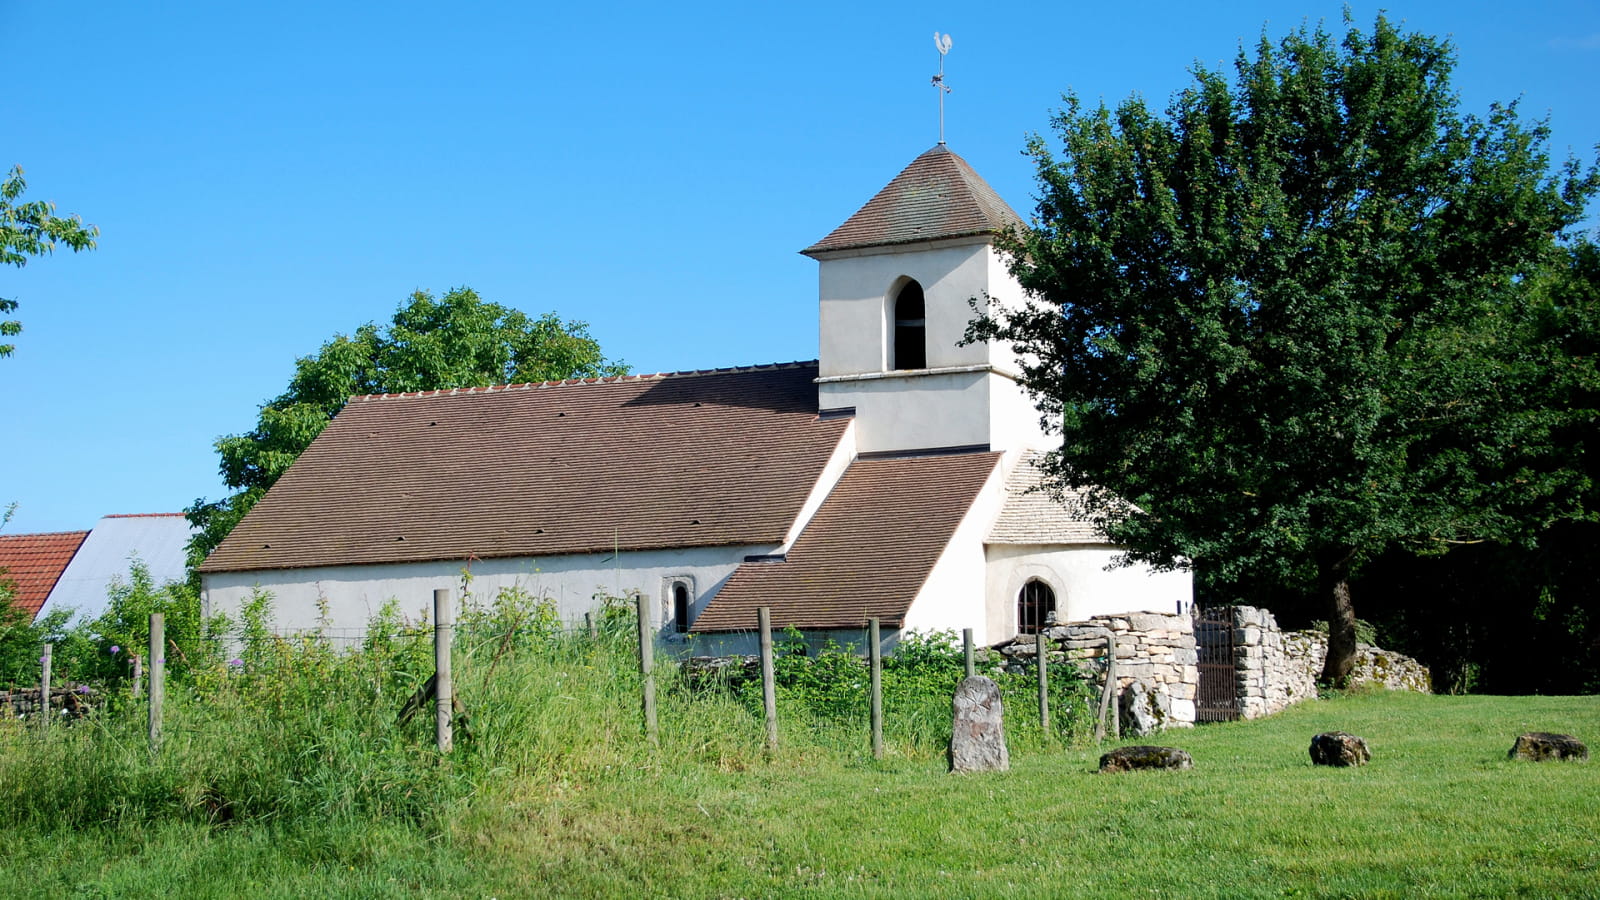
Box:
[672,582,691,633]
[1018,580,1057,635]
[892,281,927,370]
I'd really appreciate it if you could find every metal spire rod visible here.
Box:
[933,32,952,145]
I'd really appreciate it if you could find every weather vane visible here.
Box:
[932,32,952,145]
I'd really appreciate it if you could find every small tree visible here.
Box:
[187,287,628,566]
[969,14,1599,684]
[1,165,98,358]
[78,560,219,685]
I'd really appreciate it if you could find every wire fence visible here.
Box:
[11,593,1117,758]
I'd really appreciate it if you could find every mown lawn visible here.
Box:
[6,690,1596,898]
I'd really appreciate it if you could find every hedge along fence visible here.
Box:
[683,612,1099,754]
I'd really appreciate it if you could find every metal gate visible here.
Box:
[1194,606,1240,722]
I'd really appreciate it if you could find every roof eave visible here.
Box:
[800,230,1002,260]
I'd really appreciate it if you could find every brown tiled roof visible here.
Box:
[802,144,1024,257]
[987,453,1105,544]
[199,363,850,574]
[692,451,1000,633]
[0,531,89,621]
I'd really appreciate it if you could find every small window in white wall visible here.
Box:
[1018,579,1057,635]
[672,582,691,633]
[892,281,927,371]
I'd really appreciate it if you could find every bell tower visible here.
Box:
[802,144,1047,455]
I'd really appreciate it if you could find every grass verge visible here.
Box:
[5,688,1596,898]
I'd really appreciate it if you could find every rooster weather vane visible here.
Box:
[932,32,953,145]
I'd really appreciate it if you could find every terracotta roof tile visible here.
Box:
[199,362,849,574]
[692,451,1000,633]
[987,453,1105,544]
[0,531,89,621]
[802,145,1024,256]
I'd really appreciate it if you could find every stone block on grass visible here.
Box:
[1508,732,1588,762]
[1099,745,1193,773]
[1309,731,1371,767]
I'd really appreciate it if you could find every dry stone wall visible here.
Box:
[997,611,1199,733]
[1231,605,1303,719]
[1229,606,1430,719]
[995,605,1429,733]
[2,686,97,720]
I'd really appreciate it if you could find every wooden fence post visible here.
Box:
[434,588,454,754]
[39,643,52,730]
[758,607,778,752]
[636,593,658,747]
[148,613,165,753]
[131,654,142,699]
[868,618,883,759]
[1109,634,1120,740]
[1096,631,1118,742]
[1036,630,1050,735]
[962,628,975,679]
[585,611,596,640]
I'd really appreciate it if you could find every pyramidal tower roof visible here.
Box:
[802,144,1024,257]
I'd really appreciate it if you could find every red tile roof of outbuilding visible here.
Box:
[692,450,1000,633]
[0,531,90,621]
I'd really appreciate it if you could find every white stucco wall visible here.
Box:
[987,372,1052,453]
[816,239,995,378]
[984,543,1194,640]
[983,244,1030,360]
[818,369,993,453]
[777,420,856,551]
[813,239,1047,456]
[903,458,1009,642]
[202,543,777,638]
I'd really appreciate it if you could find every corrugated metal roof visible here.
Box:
[0,531,89,622]
[802,145,1024,257]
[691,451,1001,633]
[42,514,198,621]
[987,453,1106,544]
[199,362,850,574]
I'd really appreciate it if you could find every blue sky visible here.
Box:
[4,1,1597,535]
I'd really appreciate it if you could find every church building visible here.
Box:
[198,145,1192,651]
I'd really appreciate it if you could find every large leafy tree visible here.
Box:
[1,165,98,358]
[968,15,1599,684]
[187,287,628,567]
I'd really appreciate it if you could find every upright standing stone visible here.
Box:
[949,676,1009,774]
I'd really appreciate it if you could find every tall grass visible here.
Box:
[4,592,1048,835]
[3,593,1597,898]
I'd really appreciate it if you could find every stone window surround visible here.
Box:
[661,575,696,637]
[1003,562,1062,637]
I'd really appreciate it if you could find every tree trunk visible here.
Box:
[1319,548,1359,687]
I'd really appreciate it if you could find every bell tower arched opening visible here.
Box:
[891,280,926,371]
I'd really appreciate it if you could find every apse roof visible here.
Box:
[986,453,1105,545]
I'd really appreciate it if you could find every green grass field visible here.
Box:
[3,635,1596,898]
